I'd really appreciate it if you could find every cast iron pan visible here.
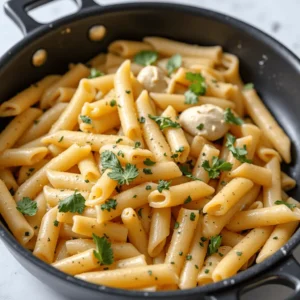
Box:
[1,0,300,299]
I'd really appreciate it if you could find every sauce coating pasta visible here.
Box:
[0,36,297,291]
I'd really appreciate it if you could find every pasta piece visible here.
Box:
[212,227,273,281]
[219,53,243,87]
[202,184,260,237]
[220,229,243,247]
[72,216,128,242]
[75,264,178,288]
[148,207,171,257]
[144,37,222,62]
[50,79,96,133]
[96,182,157,223]
[243,89,291,163]
[138,204,152,234]
[0,75,59,116]
[56,87,76,103]
[16,103,67,146]
[149,181,214,208]
[52,249,99,275]
[263,157,281,207]
[109,40,153,58]
[281,171,296,191]
[33,206,61,263]
[56,207,96,224]
[14,144,91,201]
[192,144,220,182]
[40,63,90,109]
[0,108,42,153]
[77,152,100,182]
[203,178,254,216]
[54,239,69,262]
[116,255,147,269]
[88,74,115,95]
[226,205,300,232]
[114,60,143,145]
[179,216,208,289]
[256,221,299,263]
[25,192,47,235]
[43,186,89,207]
[165,208,199,274]
[228,163,272,187]
[0,179,34,245]
[160,106,190,163]
[197,246,232,285]
[100,144,153,165]
[0,147,48,167]
[136,90,172,161]
[41,130,134,151]
[121,208,152,264]
[0,168,18,193]
[150,93,235,112]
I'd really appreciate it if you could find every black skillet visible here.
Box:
[1,0,300,299]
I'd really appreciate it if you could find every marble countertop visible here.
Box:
[0,0,300,299]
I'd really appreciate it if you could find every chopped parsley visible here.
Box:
[143,158,156,166]
[166,54,182,75]
[101,199,117,212]
[134,141,141,149]
[196,123,204,130]
[125,90,131,94]
[179,165,202,181]
[92,233,114,265]
[226,134,251,163]
[208,235,222,255]
[134,50,158,66]
[88,68,104,79]
[184,196,192,204]
[139,116,145,124]
[186,254,192,260]
[274,200,296,210]
[204,269,209,274]
[148,270,153,275]
[16,197,37,216]
[116,138,123,144]
[184,72,206,104]
[190,212,196,221]
[224,108,244,125]
[148,114,180,130]
[143,168,153,175]
[80,115,92,124]
[53,220,59,227]
[243,83,254,90]
[202,156,233,179]
[137,208,143,217]
[157,180,171,193]
[58,192,86,214]
[110,99,117,107]
[236,251,243,256]
[101,151,139,185]
[146,185,152,190]
[174,222,180,229]
[176,146,184,153]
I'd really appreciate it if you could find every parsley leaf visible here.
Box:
[134,50,158,66]
[184,72,206,104]
[202,156,233,179]
[143,168,153,175]
[274,200,296,210]
[101,150,122,171]
[80,115,92,124]
[92,233,114,265]
[243,83,254,90]
[16,197,37,216]
[197,123,204,130]
[134,141,141,149]
[101,199,117,212]
[58,192,86,214]
[108,163,139,185]
[143,158,156,166]
[184,196,192,204]
[225,134,251,163]
[208,235,222,255]
[179,165,202,181]
[157,180,171,193]
[148,114,180,130]
[224,108,244,125]
[88,68,104,79]
[110,99,117,107]
[166,54,182,75]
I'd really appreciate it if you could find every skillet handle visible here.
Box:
[4,0,99,35]
[206,254,300,300]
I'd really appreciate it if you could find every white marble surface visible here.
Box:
[0,0,300,299]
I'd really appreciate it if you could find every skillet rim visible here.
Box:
[1,2,300,298]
